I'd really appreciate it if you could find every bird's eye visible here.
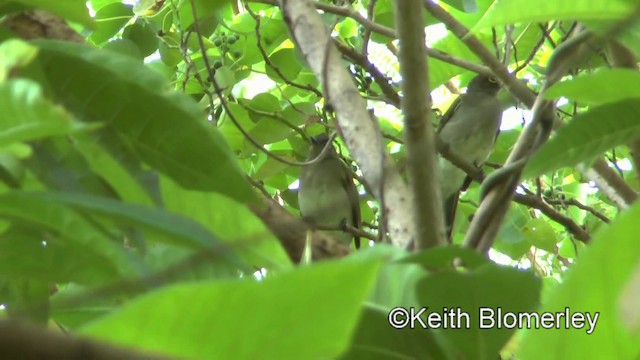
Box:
[488,77,498,83]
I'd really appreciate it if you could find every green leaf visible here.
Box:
[0,38,38,81]
[341,305,447,360]
[219,102,254,151]
[494,204,531,259]
[524,99,640,178]
[34,191,248,270]
[158,40,182,66]
[80,258,382,359]
[0,275,50,323]
[102,38,143,60]
[89,0,122,12]
[474,0,633,31]
[265,48,303,83]
[27,137,117,196]
[522,218,558,252]
[32,40,254,202]
[399,245,490,270]
[122,19,159,57]
[544,69,640,105]
[0,148,25,188]
[0,79,89,146]
[12,0,93,28]
[245,116,295,147]
[416,264,541,360]
[159,176,291,270]
[357,245,425,309]
[71,132,155,206]
[0,191,142,284]
[520,199,640,359]
[442,0,477,13]
[178,0,227,30]
[247,92,282,116]
[88,2,133,45]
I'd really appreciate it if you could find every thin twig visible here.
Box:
[333,39,400,107]
[360,0,377,54]
[245,3,323,97]
[544,197,611,224]
[513,193,590,241]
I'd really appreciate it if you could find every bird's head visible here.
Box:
[310,133,330,147]
[467,74,500,96]
[307,134,336,159]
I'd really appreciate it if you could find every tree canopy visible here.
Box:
[1,0,640,359]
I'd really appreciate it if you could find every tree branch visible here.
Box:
[0,320,171,360]
[395,0,446,249]
[249,197,351,262]
[513,193,590,241]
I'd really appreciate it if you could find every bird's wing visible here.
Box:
[437,94,465,242]
[436,95,464,134]
[342,162,361,249]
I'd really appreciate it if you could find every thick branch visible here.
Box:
[0,320,170,360]
[249,197,351,262]
[395,0,445,249]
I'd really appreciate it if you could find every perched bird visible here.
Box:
[437,74,503,238]
[298,134,361,248]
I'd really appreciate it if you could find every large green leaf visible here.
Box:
[524,99,640,178]
[0,191,142,284]
[341,305,446,360]
[159,176,291,269]
[32,191,248,271]
[72,132,156,206]
[31,40,254,202]
[520,199,640,359]
[0,79,88,146]
[544,69,640,106]
[0,224,122,285]
[474,0,633,30]
[80,258,382,359]
[26,137,117,197]
[416,264,541,360]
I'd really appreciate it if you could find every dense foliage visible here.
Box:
[1,0,639,359]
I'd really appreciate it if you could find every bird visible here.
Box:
[437,74,503,239]
[298,134,361,248]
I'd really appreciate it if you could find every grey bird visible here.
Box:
[437,74,503,238]
[298,134,361,248]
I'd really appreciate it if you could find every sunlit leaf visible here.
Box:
[81,258,382,359]
[32,40,254,202]
[524,99,640,178]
